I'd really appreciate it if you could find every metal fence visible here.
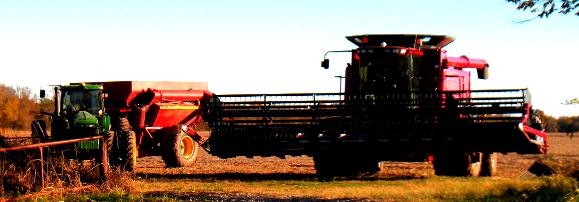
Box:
[0,135,108,190]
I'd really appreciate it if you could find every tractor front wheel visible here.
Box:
[162,126,200,167]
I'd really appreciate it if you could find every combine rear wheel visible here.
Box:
[162,126,200,167]
[433,152,481,177]
[110,117,137,171]
[479,152,498,176]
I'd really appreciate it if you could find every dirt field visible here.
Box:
[136,133,578,179]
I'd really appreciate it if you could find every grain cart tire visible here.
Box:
[111,117,137,172]
[434,152,481,176]
[479,152,498,177]
[162,126,200,167]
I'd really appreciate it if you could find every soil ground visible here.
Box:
[136,133,578,179]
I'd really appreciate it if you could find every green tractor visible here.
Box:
[33,83,136,171]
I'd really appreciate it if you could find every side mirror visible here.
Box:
[40,90,46,98]
[477,65,489,80]
[321,59,330,69]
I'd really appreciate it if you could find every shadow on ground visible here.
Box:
[136,172,427,182]
[143,191,363,202]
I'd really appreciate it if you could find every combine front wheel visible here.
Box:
[162,126,200,167]
[433,152,481,177]
[479,152,498,176]
[314,150,379,178]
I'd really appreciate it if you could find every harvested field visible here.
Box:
[136,133,578,179]
[3,133,577,201]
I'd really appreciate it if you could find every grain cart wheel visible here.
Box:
[479,152,498,177]
[433,152,481,176]
[162,126,200,167]
[111,117,138,172]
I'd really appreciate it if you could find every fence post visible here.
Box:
[99,136,108,180]
[39,147,45,190]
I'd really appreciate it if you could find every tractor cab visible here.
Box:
[61,85,104,117]
[44,83,109,140]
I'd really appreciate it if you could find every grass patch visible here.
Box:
[12,174,577,201]
[111,176,576,201]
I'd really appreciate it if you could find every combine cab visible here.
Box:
[203,34,547,177]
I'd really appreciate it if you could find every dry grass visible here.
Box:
[0,151,109,197]
[0,128,31,138]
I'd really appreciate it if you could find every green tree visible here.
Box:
[507,0,579,18]
[563,98,579,105]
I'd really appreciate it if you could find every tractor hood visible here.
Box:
[73,111,99,128]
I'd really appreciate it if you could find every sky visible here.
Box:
[0,0,577,117]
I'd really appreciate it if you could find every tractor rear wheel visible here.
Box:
[433,152,481,177]
[162,126,200,167]
[479,152,498,177]
[111,117,137,172]
[105,131,117,167]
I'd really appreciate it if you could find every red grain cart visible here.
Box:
[95,81,212,170]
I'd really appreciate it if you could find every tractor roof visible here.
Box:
[63,83,103,90]
[346,34,455,48]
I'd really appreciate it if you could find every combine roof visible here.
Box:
[346,34,455,48]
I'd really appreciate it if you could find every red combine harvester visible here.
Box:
[202,34,548,177]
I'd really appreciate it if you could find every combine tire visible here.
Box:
[162,126,200,167]
[433,152,481,177]
[111,117,137,172]
[314,150,379,178]
[479,152,498,176]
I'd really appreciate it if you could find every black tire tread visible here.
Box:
[161,126,199,167]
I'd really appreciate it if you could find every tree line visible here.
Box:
[0,84,52,130]
[539,111,578,133]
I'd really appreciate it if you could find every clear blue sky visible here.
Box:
[0,0,577,117]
